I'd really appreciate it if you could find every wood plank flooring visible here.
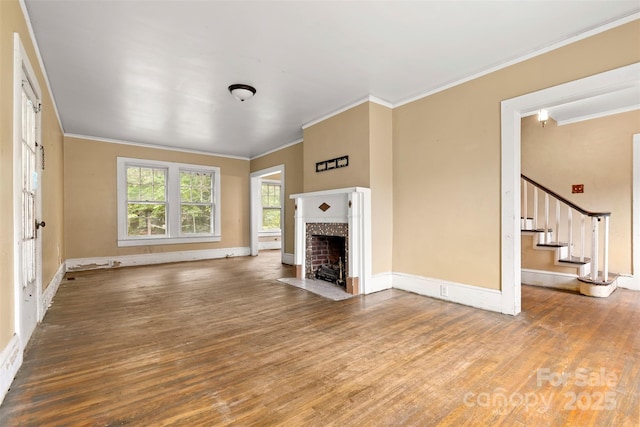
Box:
[1,251,638,426]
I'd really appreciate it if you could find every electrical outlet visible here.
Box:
[440,284,448,297]
[572,184,584,193]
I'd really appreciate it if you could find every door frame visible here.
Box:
[633,134,640,289]
[13,33,43,346]
[500,62,640,315]
[250,164,285,260]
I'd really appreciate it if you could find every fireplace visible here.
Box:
[306,224,348,287]
[291,187,371,295]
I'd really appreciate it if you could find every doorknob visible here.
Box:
[36,220,46,229]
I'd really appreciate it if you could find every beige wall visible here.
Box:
[303,102,370,192]
[393,20,640,290]
[0,0,65,347]
[522,111,639,275]
[302,101,394,275]
[64,136,249,258]
[250,142,303,255]
[41,94,66,286]
[369,103,394,274]
[296,102,393,274]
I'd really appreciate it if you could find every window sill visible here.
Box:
[259,230,281,237]
[118,235,221,247]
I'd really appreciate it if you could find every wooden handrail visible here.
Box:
[521,174,610,217]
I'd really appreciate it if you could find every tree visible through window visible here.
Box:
[180,171,214,234]
[261,182,281,230]
[126,166,167,236]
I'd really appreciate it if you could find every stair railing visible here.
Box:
[521,174,611,282]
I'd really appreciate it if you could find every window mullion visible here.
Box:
[168,165,180,238]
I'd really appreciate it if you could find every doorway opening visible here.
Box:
[250,164,285,262]
[501,62,639,315]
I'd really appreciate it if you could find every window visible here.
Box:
[117,158,220,246]
[126,166,167,237]
[261,181,281,232]
[180,171,214,234]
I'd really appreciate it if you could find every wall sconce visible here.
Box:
[537,109,549,127]
[228,84,256,102]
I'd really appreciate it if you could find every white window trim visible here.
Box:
[259,230,282,237]
[117,157,221,246]
[259,179,282,235]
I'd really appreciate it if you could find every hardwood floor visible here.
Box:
[1,251,638,426]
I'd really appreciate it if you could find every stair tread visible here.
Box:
[521,228,552,232]
[558,256,591,265]
[537,242,568,248]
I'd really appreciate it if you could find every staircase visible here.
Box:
[521,174,618,297]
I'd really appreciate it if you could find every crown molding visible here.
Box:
[250,138,303,161]
[64,133,250,161]
[302,95,393,130]
[394,12,640,108]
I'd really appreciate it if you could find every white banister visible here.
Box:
[603,216,609,282]
[544,194,549,244]
[521,175,612,285]
[555,199,560,244]
[568,209,573,259]
[533,188,538,230]
[523,180,528,228]
[580,214,585,262]
[591,217,599,281]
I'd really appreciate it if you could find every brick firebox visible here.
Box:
[305,223,348,281]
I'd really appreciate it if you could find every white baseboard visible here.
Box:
[521,269,580,291]
[0,335,22,406]
[66,247,251,272]
[258,241,282,250]
[617,274,639,291]
[282,253,295,265]
[367,272,393,294]
[391,273,502,313]
[40,263,66,321]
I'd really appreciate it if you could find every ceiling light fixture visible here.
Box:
[228,84,256,102]
[537,109,549,127]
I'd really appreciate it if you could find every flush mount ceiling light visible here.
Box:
[537,109,549,127]
[228,84,256,102]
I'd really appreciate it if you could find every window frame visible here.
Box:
[117,157,221,246]
[260,179,282,235]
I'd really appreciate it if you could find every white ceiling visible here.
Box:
[547,84,640,125]
[23,1,640,158]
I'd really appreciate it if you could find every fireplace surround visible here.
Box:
[290,187,371,295]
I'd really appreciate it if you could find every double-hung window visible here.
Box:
[125,166,167,237]
[117,157,220,246]
[261,181,281,232]
[180,170,214,234]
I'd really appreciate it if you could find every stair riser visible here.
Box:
[526,231,591,276]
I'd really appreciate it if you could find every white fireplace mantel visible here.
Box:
[290,187,371,294]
